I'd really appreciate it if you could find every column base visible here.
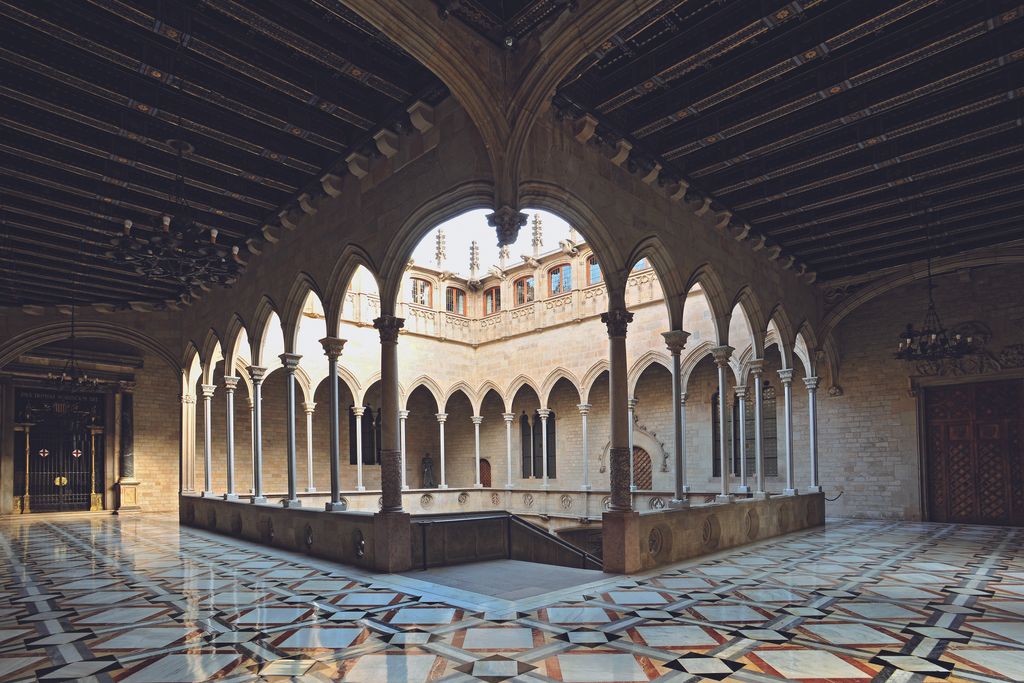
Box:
[715,494,735,504]
[669,497,689,509]
[473,483,483,489]
[282,498,302,508]
[223,493,239,501]
[325,501,347,512]
[681,484,691,493]
[505,484,514,490]
[601,510,641,573]
[630,485,638,492]
[752,491,771,500]
[201,491,218,499]
[402,485,410,491]
[355,485,366,492]
[372,511,413,572]
[734,485,751,494]
[251,496,268,505]
[783,488,799,496]
[116,479,140,512]
[806,485,823,493]
[305,487,317,493]
[580,484,592,491]
[438,484,448,489]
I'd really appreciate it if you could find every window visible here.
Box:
[587,256,602,285]
[522,410,556,478]
[514,276,535,306]
[445,287,466,315]
[484,286,501,314]
[549,263,572,295]
[711,383,778,477]
[632,447,652,489]
[410,278,431,306]
[349,405,379,465]
[520,412,532,477]
[632,258,648,271]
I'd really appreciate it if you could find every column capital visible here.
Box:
[352,405,366,417]
[662,329,690,354]
[777,368,795,384]
[710,345,734,366]
[303,402,317,415]
[734,385,747,399]
[627,397,639,410]
[680,392,688,405]
[487,205,528,247]
[471,415,484,425]
[576,403,592,415]
[748,359,765,377]
[319,336,347,359]
[373,315,405,343]
[502,412,516,422]
[435,412,448,423]
[804,376,820,391]
[222,375,240,391]
[601,307,633,338]
[536,408,551,419]
[279,353,302,371]
[247,365,268,383]
[399,410,410,419]
[200,384,217,399]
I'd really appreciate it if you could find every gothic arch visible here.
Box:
[684,264,731,346]
[680,340,715,392]
[627,350,672,396]
[0,321,180,374]
[766,305,797,369]
[444,381,479,414]
[323,243,380,338]
[223,314,251,370]
[404,375,445,411]
[581,360,610,404]
[506,374,543,406]
[795,321,819,377]
[625,234,686,330]
[476,380,507,412]
[250,295,282,366]
[282,272,324,353]
[730,285,767,358]
[540,367,582,408]
[199,329,224,385]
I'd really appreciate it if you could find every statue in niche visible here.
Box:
[421,452,436,489]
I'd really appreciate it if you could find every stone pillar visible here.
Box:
[399,410,409,490]
[712,345,734,503]
[436,413,448,488]
[247,397,255,494]
[778,368,797,495]
[303,402,316,492]
[247,366,267,504]
[502,412,515,489]
[374,314,405,513]
[577,403,592,490]
[116,382,141,512]
[735,385,749,494]
[627,397,638,492]
[221,376,239,501]
[603,307,633,512]
[352,406,366,491]
[472,415,484,488]
[537,408,551,489]
[663,330,689,507]
[181,393,197,494]
[805,376,822,493]
[200,384,216,497]
[320,337,346,511]
[750,362,768,498]
[280,353,302,508]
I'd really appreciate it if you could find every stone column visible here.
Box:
[735,386,750,494]
[577,403,592,490]
[303,402,316,492]
[711,345,735,503]
[778,368,797,495]
[472,415,484,488]
[537,408,551,489]
[116,382,141,511]
[374,314,405,513]
[247,397,255,494]
[805,376,822,493]
[180,393,196,494]
[627,397,638,492]
[681,391,688,487]
[200,384,216,497]
[663,330,689,507]
[750,362,768,498]
[399,410,409,490]
[247,366,267,504]
[502,412,515,489]
[221,376,239,500]
[436,413,448,488]
[352,406,366,491]
[279,354,302,508]
[602,307,633,512]
[320,337,346,511]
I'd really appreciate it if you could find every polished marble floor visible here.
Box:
[0,515,1022,682]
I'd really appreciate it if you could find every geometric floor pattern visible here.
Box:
[0,516,1022,682]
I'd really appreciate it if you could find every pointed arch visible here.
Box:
[404,375,444,410]
[795,321,819,377]
[323,243,380,338]
[540,367,582,407]
[223,314,251,371]
[293,366,314,404]
[680,340,715,392]
[476,380,508,412]
[281,272,324,353]
[183,341,202,395]
[766,305,796,369]
[506,374,542,406]
[444,380,479,414]
[627,350,671,396]
[581,359,610,403]
[626,234,684,330]
[250,295,282,367]
[199,329,224,385]
[0,321,180,374]
[730,285,767,359]
[683,264,731,347]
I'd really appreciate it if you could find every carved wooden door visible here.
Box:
[924,379,1023,526]
[480,459,491,488]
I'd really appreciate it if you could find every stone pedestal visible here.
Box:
[601,509,641,573]
[116,478,142,513]
[372,511,413,572]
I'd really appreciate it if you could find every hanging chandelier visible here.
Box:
[106,140,245,300]
[894,256,975,362]
[47,294,100,394]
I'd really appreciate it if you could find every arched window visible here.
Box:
[529,410,557,478]
[587,256,602,286]
[410,278,432,306]
[445,287,466,315]
[549,263,572,295]
[514,276,535,306]
[520,412,532,477]
[484,286,501,314]
[712,384,779,477]
[632,447,652,489]
[349,405,378,465]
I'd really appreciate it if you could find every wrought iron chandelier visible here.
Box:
[47,296,100,394]
[894,255,975,363]
[106,140,244,300]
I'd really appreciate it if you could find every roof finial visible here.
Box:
[469,240,480,281]
[568,225,579,243]
[434,228,447,269]
[531,213,543,258]
[498,244,510,270]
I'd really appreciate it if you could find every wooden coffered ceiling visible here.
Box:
[432,0,574,46]
[554,0,1024,281]
[0,0,445,307]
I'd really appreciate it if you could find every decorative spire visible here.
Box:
[434,228,447,269]
[568,225,579,243]
[498,244,510,270]
[531,213,543,257]
[469,240,480,281]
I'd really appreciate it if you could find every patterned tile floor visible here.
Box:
[0,516,1022,682]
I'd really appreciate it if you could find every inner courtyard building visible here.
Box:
[1,1,1022,681]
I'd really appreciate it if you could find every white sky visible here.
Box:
[410,209,573,276]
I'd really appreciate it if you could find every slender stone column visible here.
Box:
[303,402,316,492]
[436,413,448,488]
[222,376,239,500]
[502,412,515,489]
[627,397,638,492]
[280,353,302,508]
[399,410,409,490]
[200,384,216,497]
[663,330,690,507]
[247,366,267,503]
[778,368,798,495]
[180,394,196,494]
[681,391,688,485]
[472,415,484,487]
[319,337,347,511]
[352,406,366,491]
[711,345,735,503]
[735,386,749,494]
[116,382,141,511]
[602,307,633,512]
[805,376,822,493]
[537,408,551,489]
[577,403,592,490]
[374,314,405,513]
[750,362,768,498]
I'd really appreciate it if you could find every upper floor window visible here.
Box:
[410,278,432,306]
[632,257,649,271]
[514,276,535,306]
[446,287,466,315]
[484,286,501,314]
[549,263,572,295]
[587,256,602,286]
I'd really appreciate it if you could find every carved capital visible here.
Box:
[303,402,317,415]
[680,392,688,406]
[734,385,747,399]
[471,415,484,425]
[536,408,552,419]
[487,205,528,247]
[319,336,347,360]
[399,410,410,419]
[373,315,405,344]
[279,353,302,372]
[200,384,217,399]
[710,345,734,367]
[352,405,366,417]
[828,384,844,397]
[502,412,516,422]
[748,359,765,377]
[247,365,268,383]
[804,376,820,391]
[777,368,795,384]
[662,329,690,355]
[222,375,240,392]
[627,398,639,410]
[576,403,592,415]
[435,412,448,423]
[601,307,633,337]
